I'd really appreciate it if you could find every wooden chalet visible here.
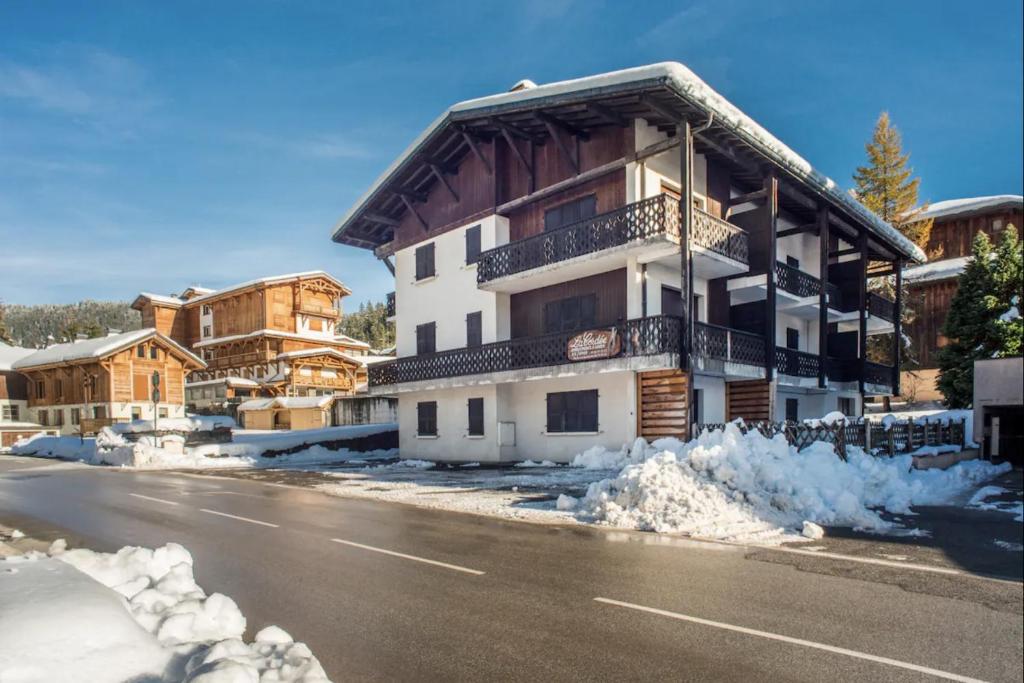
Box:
[11,329,205,436]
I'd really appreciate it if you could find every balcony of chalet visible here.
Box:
[475,194,749,294]
[691,322,766,380]
[368,315,683,392]
[727,261,853,323]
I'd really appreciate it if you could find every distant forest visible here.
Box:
[1,300,142,348]
[1,298,394,351]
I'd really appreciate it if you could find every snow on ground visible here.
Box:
[111,415,236,434]
[0,541,329,682]
[10,424,397,470]
[563,425,1009,543]
[318,424,1011,545]
[967,486,1024,521]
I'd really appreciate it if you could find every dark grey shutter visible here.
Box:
[785,398,799,422]
[466,312,482,347]
[465,225,481,264]
[786,328,799,350]
[467,398,484,436]
[580,294,597,328]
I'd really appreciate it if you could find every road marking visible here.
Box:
[199,508,279,528]
[593,598,988,683]
[765,547,962,575]
[330,538,484,576]
[129,493,180,506]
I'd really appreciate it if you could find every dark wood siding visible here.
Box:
[510,269,626,338]
[507,172,626,242]
[906,279,958,368]
[0,370,28,401]
[924,208,1022,261]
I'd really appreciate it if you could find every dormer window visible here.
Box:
[202,304,212,315]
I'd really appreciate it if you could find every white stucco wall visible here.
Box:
[773,388,861,422]
[693,374,726,423]
[393,215,509,357]
[398,371,636,463]
[776,313,819,354]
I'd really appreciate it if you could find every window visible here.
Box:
[546,390,599,433]
[308,317,323,332]
[2,405,18,421]
[466,311,482,348]
[693,294,703,323]
[785,398,799,422]
[693,388,703,425]
[786,255,800,269]
[416,322,436,355]
[53,409,64,427]
[131,406,142,420]
[786,328,800,350]
[137,345,146,358]
[35,381,45,399]
[661,286,683,318]
[202,304,212,315]
[38,410,48,426]
[838,397,855,417]
[202,325,212,338]
[415,243,436,280]
[158,408,169,418]
[544,194,597,231]
[417,401,438,436]
[467,397,484,436]
[150,345,159,360]
[543,294,597,334]
[93,406,106,419]
[465,225,481,265]
[70,408,81,426]
[54,379,63,399]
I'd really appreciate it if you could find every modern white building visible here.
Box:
[331,62,924,463]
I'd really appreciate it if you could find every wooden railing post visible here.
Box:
[764,173,779,381]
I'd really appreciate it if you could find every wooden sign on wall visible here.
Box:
[567,329,621,362]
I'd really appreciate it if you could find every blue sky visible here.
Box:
[1,1,1021,307]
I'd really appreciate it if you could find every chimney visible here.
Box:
[508,79,537,92]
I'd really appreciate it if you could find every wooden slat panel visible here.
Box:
[726,379,771,422]
[637,369,689,440]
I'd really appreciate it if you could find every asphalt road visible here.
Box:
[1,456,1021,682]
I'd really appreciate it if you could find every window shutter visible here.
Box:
[466,312,482,348]
[465,225,481,265]
[543,302,559,334]
[580,294,597,328]
[467,397,484,436]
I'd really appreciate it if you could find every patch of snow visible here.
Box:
[0,542,329,682]
[993,540,1023,552]
[111,415,236,434]
[515,459,558,468]
[801,521,825,540]
[916,195,1023,221]
[556,494,579,511]
[903,256,970,284]
[12,329,203,370]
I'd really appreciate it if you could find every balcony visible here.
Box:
[775,346,821,383]
[868,292,895,323]
[863,360,895,392]
[691,207,750,277]
[692,322,766,378]
[368,315,682,388]
[729,261,848,321]
[386,291,395,319]
[826,358,894,393]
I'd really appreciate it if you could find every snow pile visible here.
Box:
[877,408,975,446]
[111,415,236,434]
[567,424,1009,542]
[0,541,330,682]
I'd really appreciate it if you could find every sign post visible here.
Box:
[151,370,161,444]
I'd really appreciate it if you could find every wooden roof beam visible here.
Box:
[640,95,682,125]
[535,110,590,140]
[427,162,459,203]
[364,212,400,227]
[396,193,428,231]
[458,126,492,175]
[777,223,818,238]
[499,125,533,178]
[538,117,578,174]
[587,102,629,127]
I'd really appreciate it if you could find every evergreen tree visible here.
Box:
[990,224,1023,357]
[0,301,13,345]
[853,112,933,246]
[338,300,395,351]
[936,233,997,407]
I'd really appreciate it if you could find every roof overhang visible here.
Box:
[331,62,925,264]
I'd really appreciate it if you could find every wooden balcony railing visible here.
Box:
[775,261,822,298]
[477,194,681,284]
[775,346,820,378]
[368,315,682,386]
[868,292,896,322]
[692,322,766,367]
[863,360,894,387]
[692,208,749,263]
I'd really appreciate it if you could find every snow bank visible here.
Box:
[0,542,329,682]
[569,424,1009,542]
[11,424,397,470]
[111,415,236,434]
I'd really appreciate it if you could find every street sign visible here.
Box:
[152,370,161,387]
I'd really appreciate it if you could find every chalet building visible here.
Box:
[11,329,204,436]
[1,341,55,449]
[903,195,1022,402]
[131,272,374,409]
[331,63,924,463]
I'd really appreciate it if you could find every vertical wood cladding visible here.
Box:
[390,126,632,252]
[726,380,772,422]
[510,269,626,338]
[0,371,28,401]
[906,279,958,368]
[507,173,625,241]
[924,209,1022,260]
[637,369,689,439]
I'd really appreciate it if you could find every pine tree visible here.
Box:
[0,301,13,345]
[936,233,997,407]
[853,112,933,245]
[990,224,1023,357]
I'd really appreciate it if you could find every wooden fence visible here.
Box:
[693,418,967,460]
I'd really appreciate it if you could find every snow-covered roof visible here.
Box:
[903,256,970,284]
[195,329,358,349]
[916,195,1022,222]
[331,61,926,262]
[12,329,205,370]
[333,333,371,348]
[185,376,261,388]
[134,292,186,308]
[186,271,351,305]
[276,347,357,361]
[0,342,34,372]
[237,395,334,411]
